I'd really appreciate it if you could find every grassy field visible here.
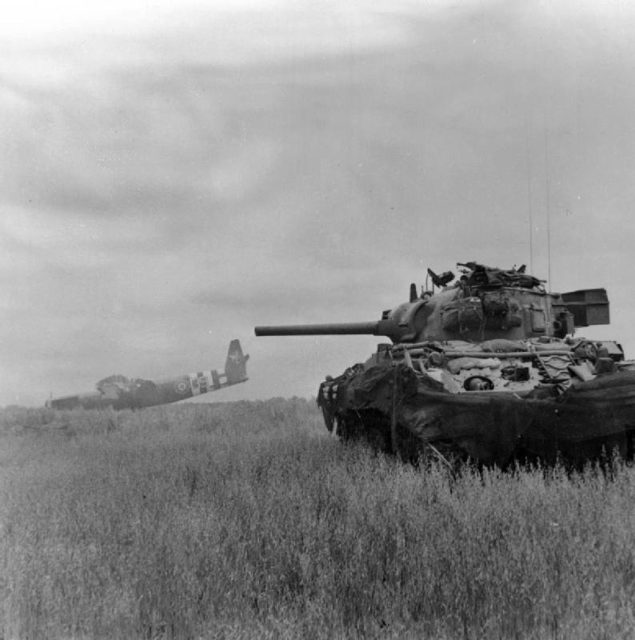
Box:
[1,399,634,639]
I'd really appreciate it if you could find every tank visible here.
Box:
[256,262,635,466]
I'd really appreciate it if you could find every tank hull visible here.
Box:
[318,361,635,466]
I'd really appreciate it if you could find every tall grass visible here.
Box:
[1,399,634,639]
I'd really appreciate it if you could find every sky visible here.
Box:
[2,0,635,406]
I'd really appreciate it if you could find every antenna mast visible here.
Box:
[544,120,552,291]
[525,116,533,273]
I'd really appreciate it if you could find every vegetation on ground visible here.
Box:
[1,399,634,639]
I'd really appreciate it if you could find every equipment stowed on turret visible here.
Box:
[256,261,635,465]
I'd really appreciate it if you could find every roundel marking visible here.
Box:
[175,379,190,394]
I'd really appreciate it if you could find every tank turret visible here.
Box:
[256,262,609,344]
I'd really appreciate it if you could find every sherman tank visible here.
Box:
[255,261,635,466]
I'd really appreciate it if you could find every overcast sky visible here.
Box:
[3,0,635,406]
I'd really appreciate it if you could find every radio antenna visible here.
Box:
[525,114,533,273]
[544,121,552,291]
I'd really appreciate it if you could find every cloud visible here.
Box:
[3,1,635,405]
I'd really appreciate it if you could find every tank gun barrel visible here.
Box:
[255,322,380,337]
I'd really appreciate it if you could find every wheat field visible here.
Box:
[1,399,634,639]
